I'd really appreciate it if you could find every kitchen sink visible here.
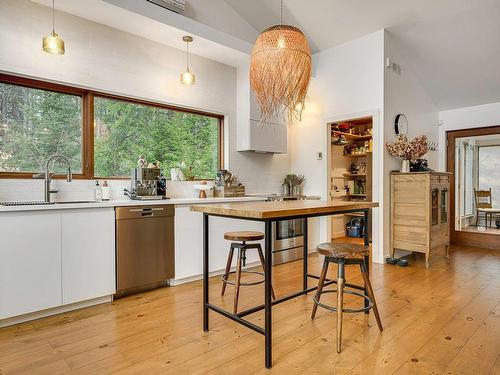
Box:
[1,200,97,206]
[1,201,55,206]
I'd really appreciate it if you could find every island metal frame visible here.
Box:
[202,208,371,369]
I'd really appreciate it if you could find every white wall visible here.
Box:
[0,0,289,200]
[289,30,385,261]
[383,30,439,256]
[438,101,500,170]
[289,29,439,262]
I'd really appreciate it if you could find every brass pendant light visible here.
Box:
[42,0,65,55]
[250,0,311,122]
[180,36,195,85]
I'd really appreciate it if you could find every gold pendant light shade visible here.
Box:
[180,36,195,85]
[42,31,65,55]
[180,70,195,85]
[42,0,65,55]
[250,25,311,122]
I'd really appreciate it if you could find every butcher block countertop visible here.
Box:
[190,200,379,219]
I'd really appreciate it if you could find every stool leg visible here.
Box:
[336,260,345,353]
[233,247,243,314]
[221,245,235,296]
[360,262,383,332]
[311,258,329,319]
[257,245,276,300]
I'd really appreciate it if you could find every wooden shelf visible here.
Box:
[341,194,367,198]
[344,212,365,217]
[343,153,369,157]
[343,173,367,178]
[331,130,372,141]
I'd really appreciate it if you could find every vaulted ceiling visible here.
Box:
[34,0,500,111]
[224,0,500,110]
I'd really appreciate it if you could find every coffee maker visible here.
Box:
[124,167,167,200]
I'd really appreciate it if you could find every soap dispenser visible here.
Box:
[102,180,110,201]
[95,181,103,202]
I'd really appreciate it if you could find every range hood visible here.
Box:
[236,65,287,154]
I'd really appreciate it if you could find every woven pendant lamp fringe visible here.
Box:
[250,25,312,124]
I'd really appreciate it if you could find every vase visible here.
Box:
[401,160,410,173]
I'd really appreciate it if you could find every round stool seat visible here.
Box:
[317,242,369,259]
[224,231,264,241]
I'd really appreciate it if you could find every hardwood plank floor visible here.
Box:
[0,245,499,375]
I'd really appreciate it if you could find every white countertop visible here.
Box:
[0,196,266,213]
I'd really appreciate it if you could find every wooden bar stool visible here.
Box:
[221,231,275,314]
[311,242,383,353]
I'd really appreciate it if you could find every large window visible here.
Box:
[478,145,500,207]
[0,81,83,174]
[0,74,223,179]
[94,96,220,178]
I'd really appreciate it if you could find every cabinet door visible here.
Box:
[0,212,62,319]
[61,208,115,305]
[431,188,439,226]
[440,188,449,224]
[174,205,265,280]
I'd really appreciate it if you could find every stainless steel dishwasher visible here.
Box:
[115,205,174,297]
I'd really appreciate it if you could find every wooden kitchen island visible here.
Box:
[191,200,378,369]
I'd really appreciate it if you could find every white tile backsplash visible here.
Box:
[0,179,215,202]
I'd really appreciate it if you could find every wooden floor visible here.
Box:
[1,245,499,375]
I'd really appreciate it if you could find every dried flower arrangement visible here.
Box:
[385,135,429,162]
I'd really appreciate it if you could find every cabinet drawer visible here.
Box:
[431,174,450,185]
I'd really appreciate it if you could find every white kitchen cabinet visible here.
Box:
[0,212,62,319]
[61,208,115,305]
[174,204,266,281]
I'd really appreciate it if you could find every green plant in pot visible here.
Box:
[283,173,305,196]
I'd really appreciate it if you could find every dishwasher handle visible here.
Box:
[116,205,174,219]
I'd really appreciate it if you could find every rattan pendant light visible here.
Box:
[250,0,311,122]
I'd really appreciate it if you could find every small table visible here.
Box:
[191,200,379,369]
[479,208,500,227]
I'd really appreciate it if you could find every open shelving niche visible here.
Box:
[329,116,373,239]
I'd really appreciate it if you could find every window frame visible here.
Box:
[0,73,224,179]
[477,144,500,206]
[0,73,90,179]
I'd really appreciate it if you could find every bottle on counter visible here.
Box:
[95,181,103,202]
[102,180,110,201]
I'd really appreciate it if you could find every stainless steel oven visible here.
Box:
[272,218,305,265]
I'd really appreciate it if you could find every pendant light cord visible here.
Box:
[280,0,283,25]
[186,40,189,71]
[52,0,55,33]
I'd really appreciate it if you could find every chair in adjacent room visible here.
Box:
[474,188,493,227]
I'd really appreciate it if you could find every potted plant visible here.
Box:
[386,135,429,172]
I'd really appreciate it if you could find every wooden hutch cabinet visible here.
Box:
[390,171,451,267]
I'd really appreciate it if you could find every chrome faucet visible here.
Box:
[36,155,73,202]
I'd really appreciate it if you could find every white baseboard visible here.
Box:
[171,251,317,286]
[0,295,112,328]
[171,260,263,286]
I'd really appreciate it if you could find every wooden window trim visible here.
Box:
[0,73,224,179]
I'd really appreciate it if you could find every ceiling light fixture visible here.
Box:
[250,0,311,123]
[180,36,195,85]
[42,0,65,55]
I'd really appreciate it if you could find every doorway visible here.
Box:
[447,125,500,249]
